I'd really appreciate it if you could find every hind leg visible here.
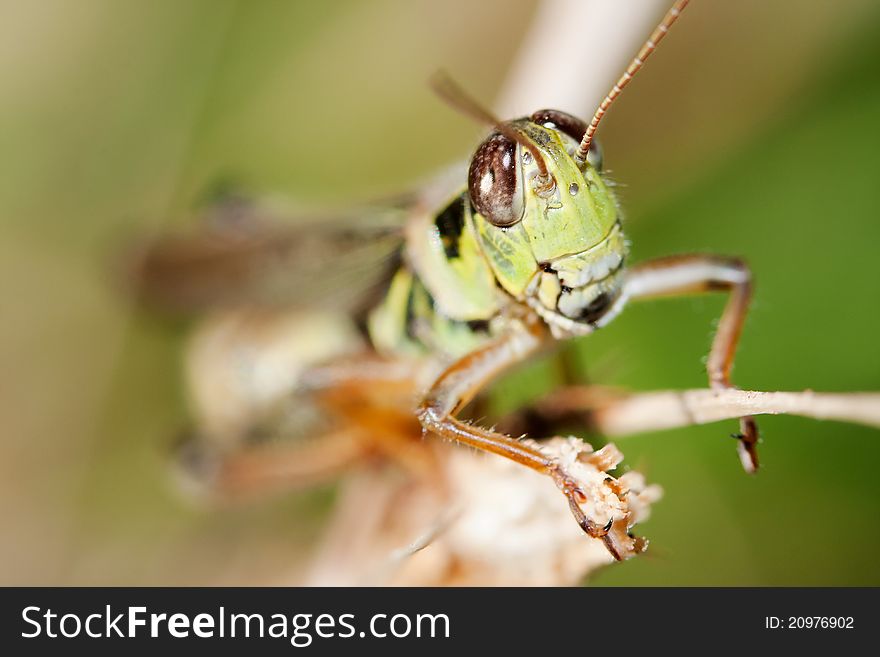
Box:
[175,356,432,500]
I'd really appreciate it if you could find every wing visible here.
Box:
[125,193,408,317]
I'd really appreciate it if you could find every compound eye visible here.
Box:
[530,109,603,170]
[468,133,525,227]
[530,109,587,143]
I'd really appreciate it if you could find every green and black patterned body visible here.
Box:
[369,191,501,360]
[369,111,628,361]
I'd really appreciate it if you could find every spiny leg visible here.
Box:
[415,317,618,554]
[624,254,759,472]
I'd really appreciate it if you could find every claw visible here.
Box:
[569,496,614,538]
[556,464,624,560]
[585,516,613,539]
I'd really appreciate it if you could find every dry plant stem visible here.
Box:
[496,0,669,118]
[593,388,880,437]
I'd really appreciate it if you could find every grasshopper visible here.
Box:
[132,0,757,561]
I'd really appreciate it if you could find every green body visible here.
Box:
[369,119,628,359]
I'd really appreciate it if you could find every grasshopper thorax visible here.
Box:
[467,110,627,338]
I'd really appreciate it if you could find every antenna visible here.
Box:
[431,72,552,185]
[574,0,690,166]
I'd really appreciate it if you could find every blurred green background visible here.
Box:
[1,0,879,585]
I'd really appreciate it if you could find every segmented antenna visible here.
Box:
[431,72,552,183]
[431,72,502,131]
[574,0,690,166]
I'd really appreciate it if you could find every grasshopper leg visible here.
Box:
[415,317,617,551]
[177,357,432,500]
[175,427,369,500]
[624,254,760,472]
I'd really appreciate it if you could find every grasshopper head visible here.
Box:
[441,0,691,337]
[468,110,627,337]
